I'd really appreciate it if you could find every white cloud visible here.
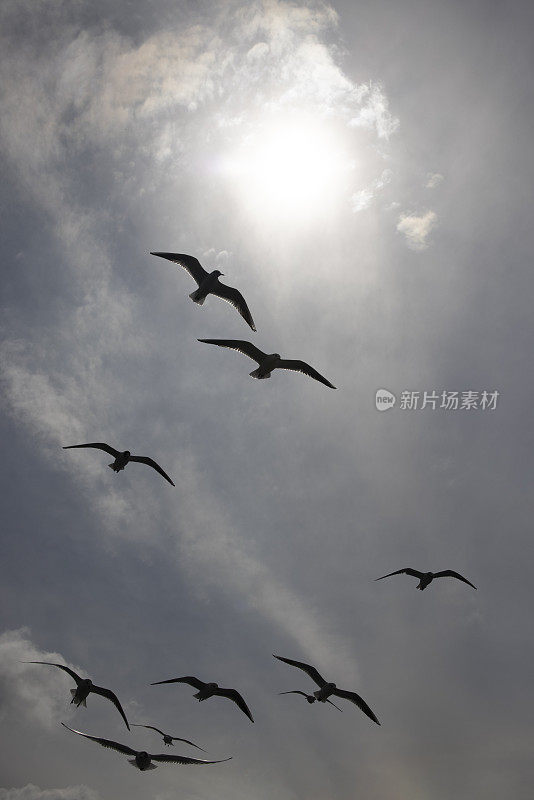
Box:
[0,785,100,800]
[351,188,374,212]
[396,210,438,250]
[0,629,85,730]
[425,172,444,188]
[349,81,399,139]
[351,168,392,212]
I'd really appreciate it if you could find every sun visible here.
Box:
[220,112,353,225]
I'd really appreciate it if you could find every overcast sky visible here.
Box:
[1,1,533,798]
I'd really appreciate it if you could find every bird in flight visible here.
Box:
[62,724,231,771]
[375,568,477,591]
[279,690,342,711]
[273,655,379,725]
[151,252,256,331]
[22,661,130,729]
[132,724,206,751]
[150,675,254,723]
[198,339,336,389]
[63,443,175,486]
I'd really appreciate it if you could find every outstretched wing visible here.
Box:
[63,443,120,458]
[132,724,165,736]
[198,339,267,364]
[325,698,343,712]
[150,675,207,690]
[151,753,232,765]
[433,570,477,589]
[273,655,327,688]
[128,456,175,486]
[91,684,130,730]
[216,688,254,722]
[61,723,137,756]
[375,568,424,581]
[331,689,380,725]
[276,359,336,389]
[211,282,256,331]
[22,661,82,686]
[171,736,206,752]
[150,252,209,286]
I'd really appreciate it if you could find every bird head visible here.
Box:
[326,682,336,691]
[213,270,224,277]
[123,450,131,458]
[207,682,218,691]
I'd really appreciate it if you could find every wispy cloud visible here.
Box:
[396,210,438,250]
[0,629,84,730]
[0,785,100,800]
[351,168,392,212]
[425,172,444,188]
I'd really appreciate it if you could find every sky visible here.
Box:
[1,0,533,798]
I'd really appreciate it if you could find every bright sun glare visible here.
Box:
[222,114,352,224]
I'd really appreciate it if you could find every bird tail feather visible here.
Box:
[249,368,270,379]
[189,290,205,305]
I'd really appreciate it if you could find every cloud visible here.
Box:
[348,81,399,139]
[351,168,392,212]
[425,172,444,188]
[396,210,438,250]
[0,786,100,800]
[0,629,85,730]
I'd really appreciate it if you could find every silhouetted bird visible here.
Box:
[198,339,336,388]
[132,724,206,751]
[150,675,254,723]
[61,724,230,770]
[375,568,477,591]
[22,661,130,729]
[151,252,256,331]
[273,655,379,725]
[279,690,342,711]
[63,443,175,486]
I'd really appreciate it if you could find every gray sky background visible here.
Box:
[1,1,533,798]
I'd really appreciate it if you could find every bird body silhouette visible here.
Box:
[22,661,130,729]
[375,568,477,591]
[273,655,379,724]
[63,443,175,486]
[198,339,336,388]
[62,724,230,770]
[279,690,342,711]
[150,675,254,722]
[132,724,206,751]
[151,252,256,331]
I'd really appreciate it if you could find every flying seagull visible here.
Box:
[198,339,336,389]
[273,655,379,725]
[375,568,477,591]
[151,252,256,331]
[150,675,254,723]
[63,443,175,486]
[132,724,206,751]
[22,661,130,729]
[279,690,343,711]
[61,724,231,771]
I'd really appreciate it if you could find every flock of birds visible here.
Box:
[23,253,477,776]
